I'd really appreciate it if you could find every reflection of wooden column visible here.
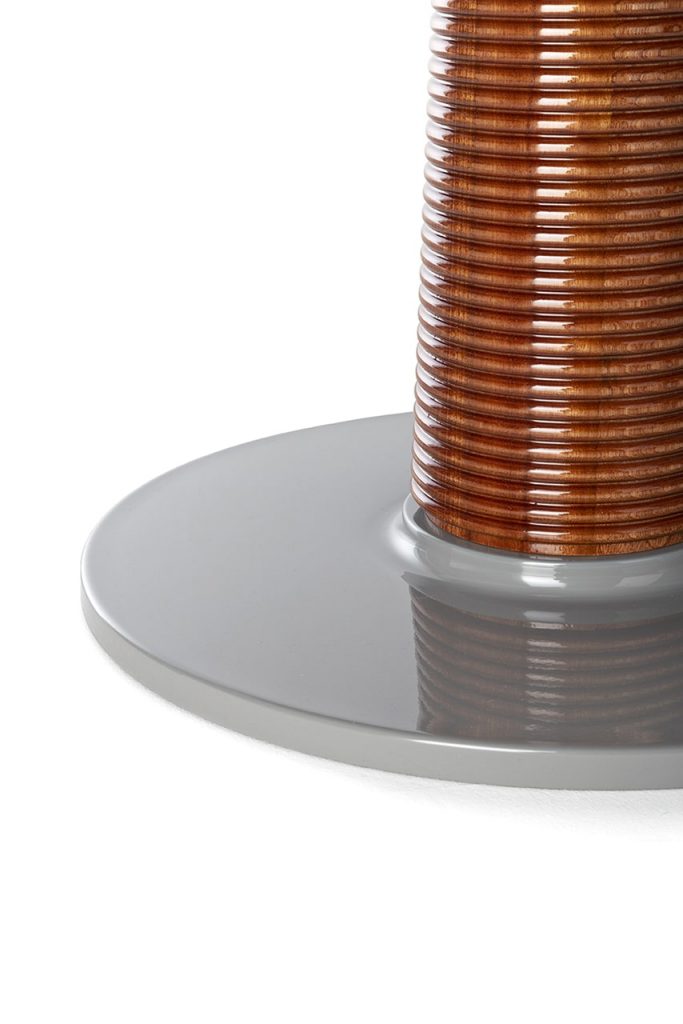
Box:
[411,588,683,746]
[411,0,683,556]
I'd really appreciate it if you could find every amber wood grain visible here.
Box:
[412,0,683,555]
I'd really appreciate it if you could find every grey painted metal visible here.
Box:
[81,413,683,790]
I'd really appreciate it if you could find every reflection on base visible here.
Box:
[411,588,683,747]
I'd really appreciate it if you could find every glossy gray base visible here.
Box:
[81,413,683,790]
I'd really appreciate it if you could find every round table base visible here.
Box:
[82,413,683,790]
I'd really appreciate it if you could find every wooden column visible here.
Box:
[412,0,683,556]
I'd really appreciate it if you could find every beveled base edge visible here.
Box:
[82,587,683,790]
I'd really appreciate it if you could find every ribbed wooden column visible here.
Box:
[411,0,683,556]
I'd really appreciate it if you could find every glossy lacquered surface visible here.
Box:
[413,589,683,747]
[413,0,683,555]
[82,415,683,789]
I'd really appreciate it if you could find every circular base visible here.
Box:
[82,413,683,789]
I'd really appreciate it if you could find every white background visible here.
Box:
[3,2,683,1021]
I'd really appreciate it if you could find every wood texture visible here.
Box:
[412,0,683,555]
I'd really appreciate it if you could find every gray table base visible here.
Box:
[82,413,683,790]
